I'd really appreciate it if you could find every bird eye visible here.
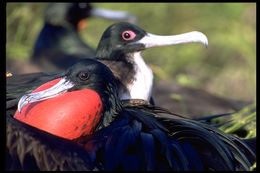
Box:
[121,30,136,41]
[78,72,89,81]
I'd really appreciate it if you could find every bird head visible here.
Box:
[15,59,121,140]
[96,22,208,60]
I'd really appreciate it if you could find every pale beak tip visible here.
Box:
[17,99,24,113]
[17,95,29,114]
[203,37,209,48]
[17,105,22,113]
[204,40,208,48]
[196,31,208,48]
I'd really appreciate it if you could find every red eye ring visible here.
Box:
[121,30,136,41]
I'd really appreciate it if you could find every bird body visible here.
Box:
[7,59,255,171]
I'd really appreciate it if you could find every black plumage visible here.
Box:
[6,59,255,171]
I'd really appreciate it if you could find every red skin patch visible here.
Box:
[14,78,103,140]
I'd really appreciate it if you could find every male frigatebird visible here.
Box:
[31,3,137,71]
[7,59,255,171]
[9,22,208,104]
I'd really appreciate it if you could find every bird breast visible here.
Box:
[121,52,153,101]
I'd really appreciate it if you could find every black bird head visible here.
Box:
[44,3,137,30]
[96,22,208,60]
[16,59,122,139]
[95,22,208,101]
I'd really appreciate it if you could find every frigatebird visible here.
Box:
[31,3,137,71]
[9,22,208,104]
[7,59,255,171]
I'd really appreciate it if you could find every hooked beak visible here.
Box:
[90,8,137,24]
[18,78,75,113]
[136,31,208,48]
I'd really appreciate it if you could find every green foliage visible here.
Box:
[6,3,256,101]
[212,102,256,139]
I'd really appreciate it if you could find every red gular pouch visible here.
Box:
[14,78,103,140]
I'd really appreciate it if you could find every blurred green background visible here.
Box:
[6,3,256,102]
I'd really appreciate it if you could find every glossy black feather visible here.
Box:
[140,132,156,170]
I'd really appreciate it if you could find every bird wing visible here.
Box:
[153,113,256,170]
[76,109,207,171]
[6,115,95,171]
[119,105,255,170]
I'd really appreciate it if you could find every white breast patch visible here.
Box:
[120,52,153,101]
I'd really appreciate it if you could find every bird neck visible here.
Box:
[97,52,153,102]
[33,24,78,51]
[121,52,154,101]
[95,80,123,131]
[95,27,154,101]
[32,23,95,61]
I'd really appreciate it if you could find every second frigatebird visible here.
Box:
[7,59,255,171]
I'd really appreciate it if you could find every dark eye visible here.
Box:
[78,72,89,81]
[121,30,136,41]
